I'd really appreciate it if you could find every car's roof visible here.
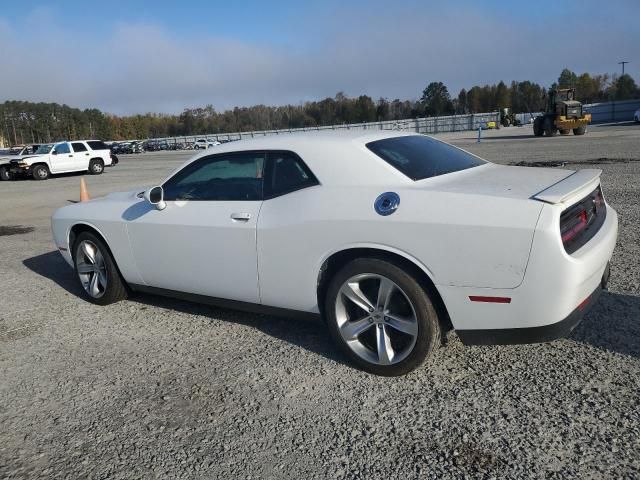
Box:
[183,130,422,187]
[208,129,415,152]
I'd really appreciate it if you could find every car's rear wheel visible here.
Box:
[325,258,440,376]
[73,232,128,305]
[573,126,586,135]
[32,164,50,180]
[89,159,104,175]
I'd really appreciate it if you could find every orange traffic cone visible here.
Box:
[80,177,90,202]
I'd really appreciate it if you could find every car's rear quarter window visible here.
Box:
[366,135,485,181]
[87,141,108,151]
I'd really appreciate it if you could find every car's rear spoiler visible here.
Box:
[532,169,602,205]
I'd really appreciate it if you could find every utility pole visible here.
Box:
[618,61,629,75]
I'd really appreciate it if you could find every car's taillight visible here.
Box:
[560,185,606,254]
[561,209,588,243]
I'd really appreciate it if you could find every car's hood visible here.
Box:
[0,153,35,161]
[11,153,47,161]
[88,188,144,203]
[420,163,576,201]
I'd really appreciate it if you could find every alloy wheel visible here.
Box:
[76,240,108,298]
[335,273,418,365]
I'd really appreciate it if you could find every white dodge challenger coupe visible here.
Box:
[51,132,618,375]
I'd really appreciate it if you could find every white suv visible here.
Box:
[10,140,115,180]
[193,139,221,150]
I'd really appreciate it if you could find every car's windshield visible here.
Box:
[35,144,53,154]
[366,135,486,181]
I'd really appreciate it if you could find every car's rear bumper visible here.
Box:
[438,203,618,342]
[456,265,608,345]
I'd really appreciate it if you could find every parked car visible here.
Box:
[0,145,39,180]
[10,140,115,180]
[50,132,617,375]
[193,139,221,149]
[634,108,640,123]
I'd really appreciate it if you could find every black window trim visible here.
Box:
[86,140,109,151]
[365,135,486,182]
[71,142,88,153]
[161,149,320,202]
[161,150,267,202]
[263,150,320,200]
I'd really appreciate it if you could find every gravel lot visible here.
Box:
[1,124,639,479]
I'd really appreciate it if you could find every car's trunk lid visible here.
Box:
[421,163,578,202]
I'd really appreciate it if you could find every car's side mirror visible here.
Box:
[52,150,58,155]
[144,186,166,211]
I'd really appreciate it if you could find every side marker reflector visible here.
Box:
[469,296,512,304]
[577,295,591,311]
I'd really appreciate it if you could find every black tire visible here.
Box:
[32,164,50,180]
[559,129,570,135]
[0,165,12,181]
[533,117,544,136]
[324,258,441,376]
[89,159,104,175]
[543,117,557,136]
[72,231,128,305]
[573,126,587,135]
[194,145,200,150]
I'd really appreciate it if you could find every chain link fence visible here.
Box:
[147,112,500,147]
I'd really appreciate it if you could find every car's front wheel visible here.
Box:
[325,258,441,376]
[32,164,50,180]
[73,232,128,305]
[0,166,12,181]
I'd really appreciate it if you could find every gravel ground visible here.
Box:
[1,124,639,479]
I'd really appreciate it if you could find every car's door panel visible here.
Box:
[71,142,91,170]
[125,151,265,303]
[51,142,74,172]
[126,200,261,303]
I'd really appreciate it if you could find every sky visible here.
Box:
[0,0,638,115]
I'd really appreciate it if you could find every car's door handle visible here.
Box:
[85,153,89,156]
[230,213,251,222]
[68,155,73,157]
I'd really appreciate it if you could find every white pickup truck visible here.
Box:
[9,140,116,180]
[0,145,38,180]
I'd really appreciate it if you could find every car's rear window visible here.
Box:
[366,135,485,181]
[87,141,108,151]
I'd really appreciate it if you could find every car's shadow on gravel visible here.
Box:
[23,251,640,361]
[569,291,640,359]
[23,250,347,366]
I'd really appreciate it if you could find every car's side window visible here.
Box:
[71,142,87,152]
[54,143,70,154]
[264,151,319,199]
[163,152,265,201]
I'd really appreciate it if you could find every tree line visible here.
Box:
[1,68,638,144]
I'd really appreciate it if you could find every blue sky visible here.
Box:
[1,1,638,114]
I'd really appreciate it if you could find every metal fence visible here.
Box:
[144,98,639,147]
[147,112,500,146]
[583,99,640,123]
